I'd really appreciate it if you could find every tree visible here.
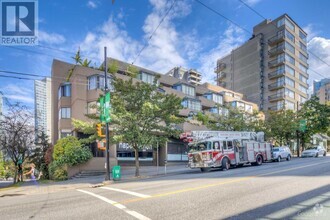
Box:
[30,132,52,179]
[298,96,330,150]
[196,107,264,132]
[265,110,298,146]
[111,76,183,176]
[0,103,34,183]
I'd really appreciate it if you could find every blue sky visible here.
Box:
[0,0,329,108]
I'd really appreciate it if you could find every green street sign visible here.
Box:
[112,165,121,180]
[98,92,111,123]
[299,119,306,132]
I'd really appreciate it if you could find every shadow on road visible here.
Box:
[226,184,330,220]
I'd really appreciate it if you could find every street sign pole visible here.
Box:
[104,46,110,181]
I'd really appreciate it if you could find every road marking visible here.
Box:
[119,160,330,204]
[77,189,150,220]
[100,186,151,198]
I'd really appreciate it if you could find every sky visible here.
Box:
[0,0,329,109]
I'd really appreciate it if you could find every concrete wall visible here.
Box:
[67,157,118,178]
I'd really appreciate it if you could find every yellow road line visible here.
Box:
[117,160,330,205]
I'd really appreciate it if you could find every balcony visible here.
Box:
[214,63,226,73]
[218,81,226,87]
[217,72,226,80]
[268,34,285,46]
[268,92,285,102]
[268,58,285,68]
[268,81,285,91]
[268,105,282,111]
[268,45,285,57]
[268,69,285,79]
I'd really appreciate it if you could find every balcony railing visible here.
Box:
[268,81,285,90]
[268,58,285,68]
[214,63,226,73]
[218,81,226,87]
[268,44,285,57]
[217,72,226,79]
[268,105,283,111]
[268,92,285,101]
[268,34,285,45]
[268,69,285,79]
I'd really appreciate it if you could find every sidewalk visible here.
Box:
[0,162,191,196]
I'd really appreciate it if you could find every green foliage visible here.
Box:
[81,58,91,67]
[111,76,183,176]
[108,60,119,74]
[72,119,95,135]
[126,65,139,77]
[53,136,92,166]
[298,96,330,145]
[266,110,298,145]
[48,161,67,181]
[72,49,82,65]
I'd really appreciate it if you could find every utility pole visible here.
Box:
[104,47,111,181]
[296,101,300,158]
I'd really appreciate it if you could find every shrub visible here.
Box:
[48,160,67,180]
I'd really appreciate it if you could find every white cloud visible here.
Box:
[303,24,321,42]
[2,84,34,104]
[39,30,66,45]
[87,1,98,9]
[198,24,246,82]
[79,0,193,73]
[307,37,330,91]
[244,0,262,6]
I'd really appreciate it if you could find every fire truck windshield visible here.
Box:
[189,141,212,152]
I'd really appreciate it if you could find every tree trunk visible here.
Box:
[13,169,17,184]
[134,148,140,177]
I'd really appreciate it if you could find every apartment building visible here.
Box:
[51,58,260,163]
[166,67,202,86]
[314,78,330,105]
[34,78,53,142]
[215,14,309,111]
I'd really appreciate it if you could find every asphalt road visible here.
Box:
[1,156,330,220]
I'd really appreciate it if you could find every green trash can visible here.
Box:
[112,165,121,181]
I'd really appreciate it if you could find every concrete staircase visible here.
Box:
[72,170,106,179]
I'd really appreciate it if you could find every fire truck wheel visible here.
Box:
[277,156,281,162]
[222,158,230,171]
[201,168,211,172]
[256,155,263,166]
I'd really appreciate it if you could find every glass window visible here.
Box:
[285,88,295,98]
[60,132,72,138]
[277,18,285,27]
[285,30,295,43]
[277,65,285,73]
[277,53,285,62]
[285,53,295,65]
[299,63,308,73]
[88,75,113,91]
[299,74,308,84]
[277,100,284,110]
[245,104,253,113]
[59,107,71,119]
[58,84,71,99]
[285,77,295,87]
[285,19,295,31]
[300,95,307,103]
[181,98,201,111]
[227,141,233,150]
[140,72,156,85]
[299,84,308,94]
[285,65,295,76]
[299,30,307,43]
[285,100,295,110]
[203,93,212,100]
[212,94,223,104]
[209,107,219,114]
[88,76,97,90]
[299,52,308,64]
[182,84,195,96]
[285,41,295,54]
[300,41,307,53]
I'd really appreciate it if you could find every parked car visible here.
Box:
[272,147,292,162]
[301,146,327,158]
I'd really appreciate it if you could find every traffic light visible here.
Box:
[96,123,105,138]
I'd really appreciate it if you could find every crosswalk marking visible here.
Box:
[100,186,151,198]
[77,189,151,220]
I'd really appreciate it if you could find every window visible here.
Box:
[88,75,113,90]
[209,107,219,114]
[181,98,201,111]
[300,41,307,53]
[212,93,223,104]
[60,131,72,138]
[245,104,253,113]
[174,84,195,97]
[277,100,284,110]
[139,72,157,85]
[299,30,307,43]
[58,83,71,99]
[277,53,285,62]
[300,95,307,103]
[299,52,308,64]
[227,141,233,150]
[285,41,295,54]
[59,107,71,119]
[213,141,220,150]
[203,93,212,100]
[299,84,308,94]
[277,17,295,31]
[285,100,295,110]
[285,30,295,43]
[285,88,295,98]
[285,65,295,76]
[285,77,295,87]
[299,63,308,73]
[285,53,295,65]
[299,74,308,84]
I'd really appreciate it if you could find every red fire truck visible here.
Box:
[184,131,272,172]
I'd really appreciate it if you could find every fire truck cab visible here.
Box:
[186,131,272,172]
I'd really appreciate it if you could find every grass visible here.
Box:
[0,181,24,191]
